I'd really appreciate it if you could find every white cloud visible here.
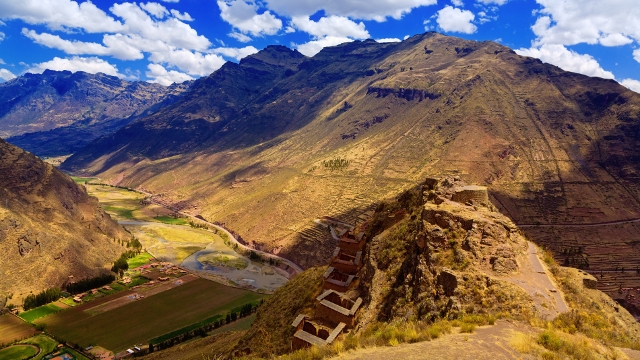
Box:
[0,58,5,64]
[620,78,640,93]
[291,15,369,39]
[476,0,508,5]
[140,2,169,19]
[27,56,123,77]
[146,63,193,85]
[149,48,226,76]
[633,48,640,63]
[218,0,282,40]
[515,44,615,79]
[265,0,438,21]
[599,33,633,46]
[0,0,124,33]
[160,0,179,2]
[0,68,16,82]
[212,46,259,60]
[170,9,193,21]
[229,32,252,42]
[451,0,464,6]
[110,3,210,51]
[376,38,401,43]
[436,6,477,34]
[295,36,353,57]
[531,0,640,48]
[0,32,4,42]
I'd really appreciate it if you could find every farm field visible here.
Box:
[37,278,267,352]
[0,344,37,360]
[19,303,63,323]
[0,314,37,344]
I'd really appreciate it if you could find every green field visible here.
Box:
[70,176,96,184]
[0,345,38,360]
[37,278,267,352]
[21,335,58,360]
[154,216,188,225]
[19,303,62,323]
[0,314,37,344]
[103,205,134,219]
[127,252,154,269]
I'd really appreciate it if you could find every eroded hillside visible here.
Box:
[61,33,640,301]
[0,139,129,299]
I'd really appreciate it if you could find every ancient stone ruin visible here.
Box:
[291,230,365,350]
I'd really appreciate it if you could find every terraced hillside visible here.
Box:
[0,139,129,299]
[62,32,640,293]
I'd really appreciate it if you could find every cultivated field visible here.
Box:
[0,314,37,344]
[37,278,266,352]
[0,345,37,360]
[19,303,63,323]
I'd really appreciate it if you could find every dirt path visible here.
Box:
[333,320,528,360]
[503,242,568,319]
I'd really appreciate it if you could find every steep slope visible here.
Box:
[1,70,191,156]
[0,139,130,299]
[61,33,640,295]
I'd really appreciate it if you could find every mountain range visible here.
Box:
[56,32,640,285]
[1,70,191,157]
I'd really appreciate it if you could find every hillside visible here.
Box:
[0,139,130,300]
[61,33,640,303]
[1,70,191,157]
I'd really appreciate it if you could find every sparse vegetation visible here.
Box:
[322,157,350,171]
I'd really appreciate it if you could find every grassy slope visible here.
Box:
[234,266,326,358]
[38,278,265,352]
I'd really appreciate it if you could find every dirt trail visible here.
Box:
[503,242,568,319]
[333,320,527,360]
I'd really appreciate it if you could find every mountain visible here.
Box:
[0,138,129,299]
[1,70,192,157]
[61,33,640,298]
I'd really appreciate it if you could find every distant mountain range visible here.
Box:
[1,70,192,157]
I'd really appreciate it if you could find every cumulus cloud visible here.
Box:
[0,68,16,82]
[620,78,640,93]
[291,15,369,39]
[295,36,353,57]
[633,49,640,63]
[516,44,615,79]
[451,0,464,6]
[531,0,640,47]
[0,32,4,42]
[436,6,477,34]
[27,56,122,77]
[376,38,401,43]
[0,0,124,33]
[265,0,438,21]
[140,2,169,19]
[149,48,226,76]
[218,0,282,40]
[146,63,193,85]
[211,46,259,60]
[170,9,193,21]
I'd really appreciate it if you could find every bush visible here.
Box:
[23,288,61,310]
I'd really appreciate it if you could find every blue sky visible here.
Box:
[0,0,638,91]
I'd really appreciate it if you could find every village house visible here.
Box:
[315,290,362,328]
[290,314,345,351]
[323,267,359,293]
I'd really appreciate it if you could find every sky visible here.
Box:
[0,0,638,92]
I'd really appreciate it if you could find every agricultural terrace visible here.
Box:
[36,278,266,352]
[0,314,37,344]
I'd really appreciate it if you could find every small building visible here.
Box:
[158,277,169,281]
[315,290,362,328]
[290,314,345,351]
[338,231,367,254]
[323,267,359,293]
[329,247,362,275]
